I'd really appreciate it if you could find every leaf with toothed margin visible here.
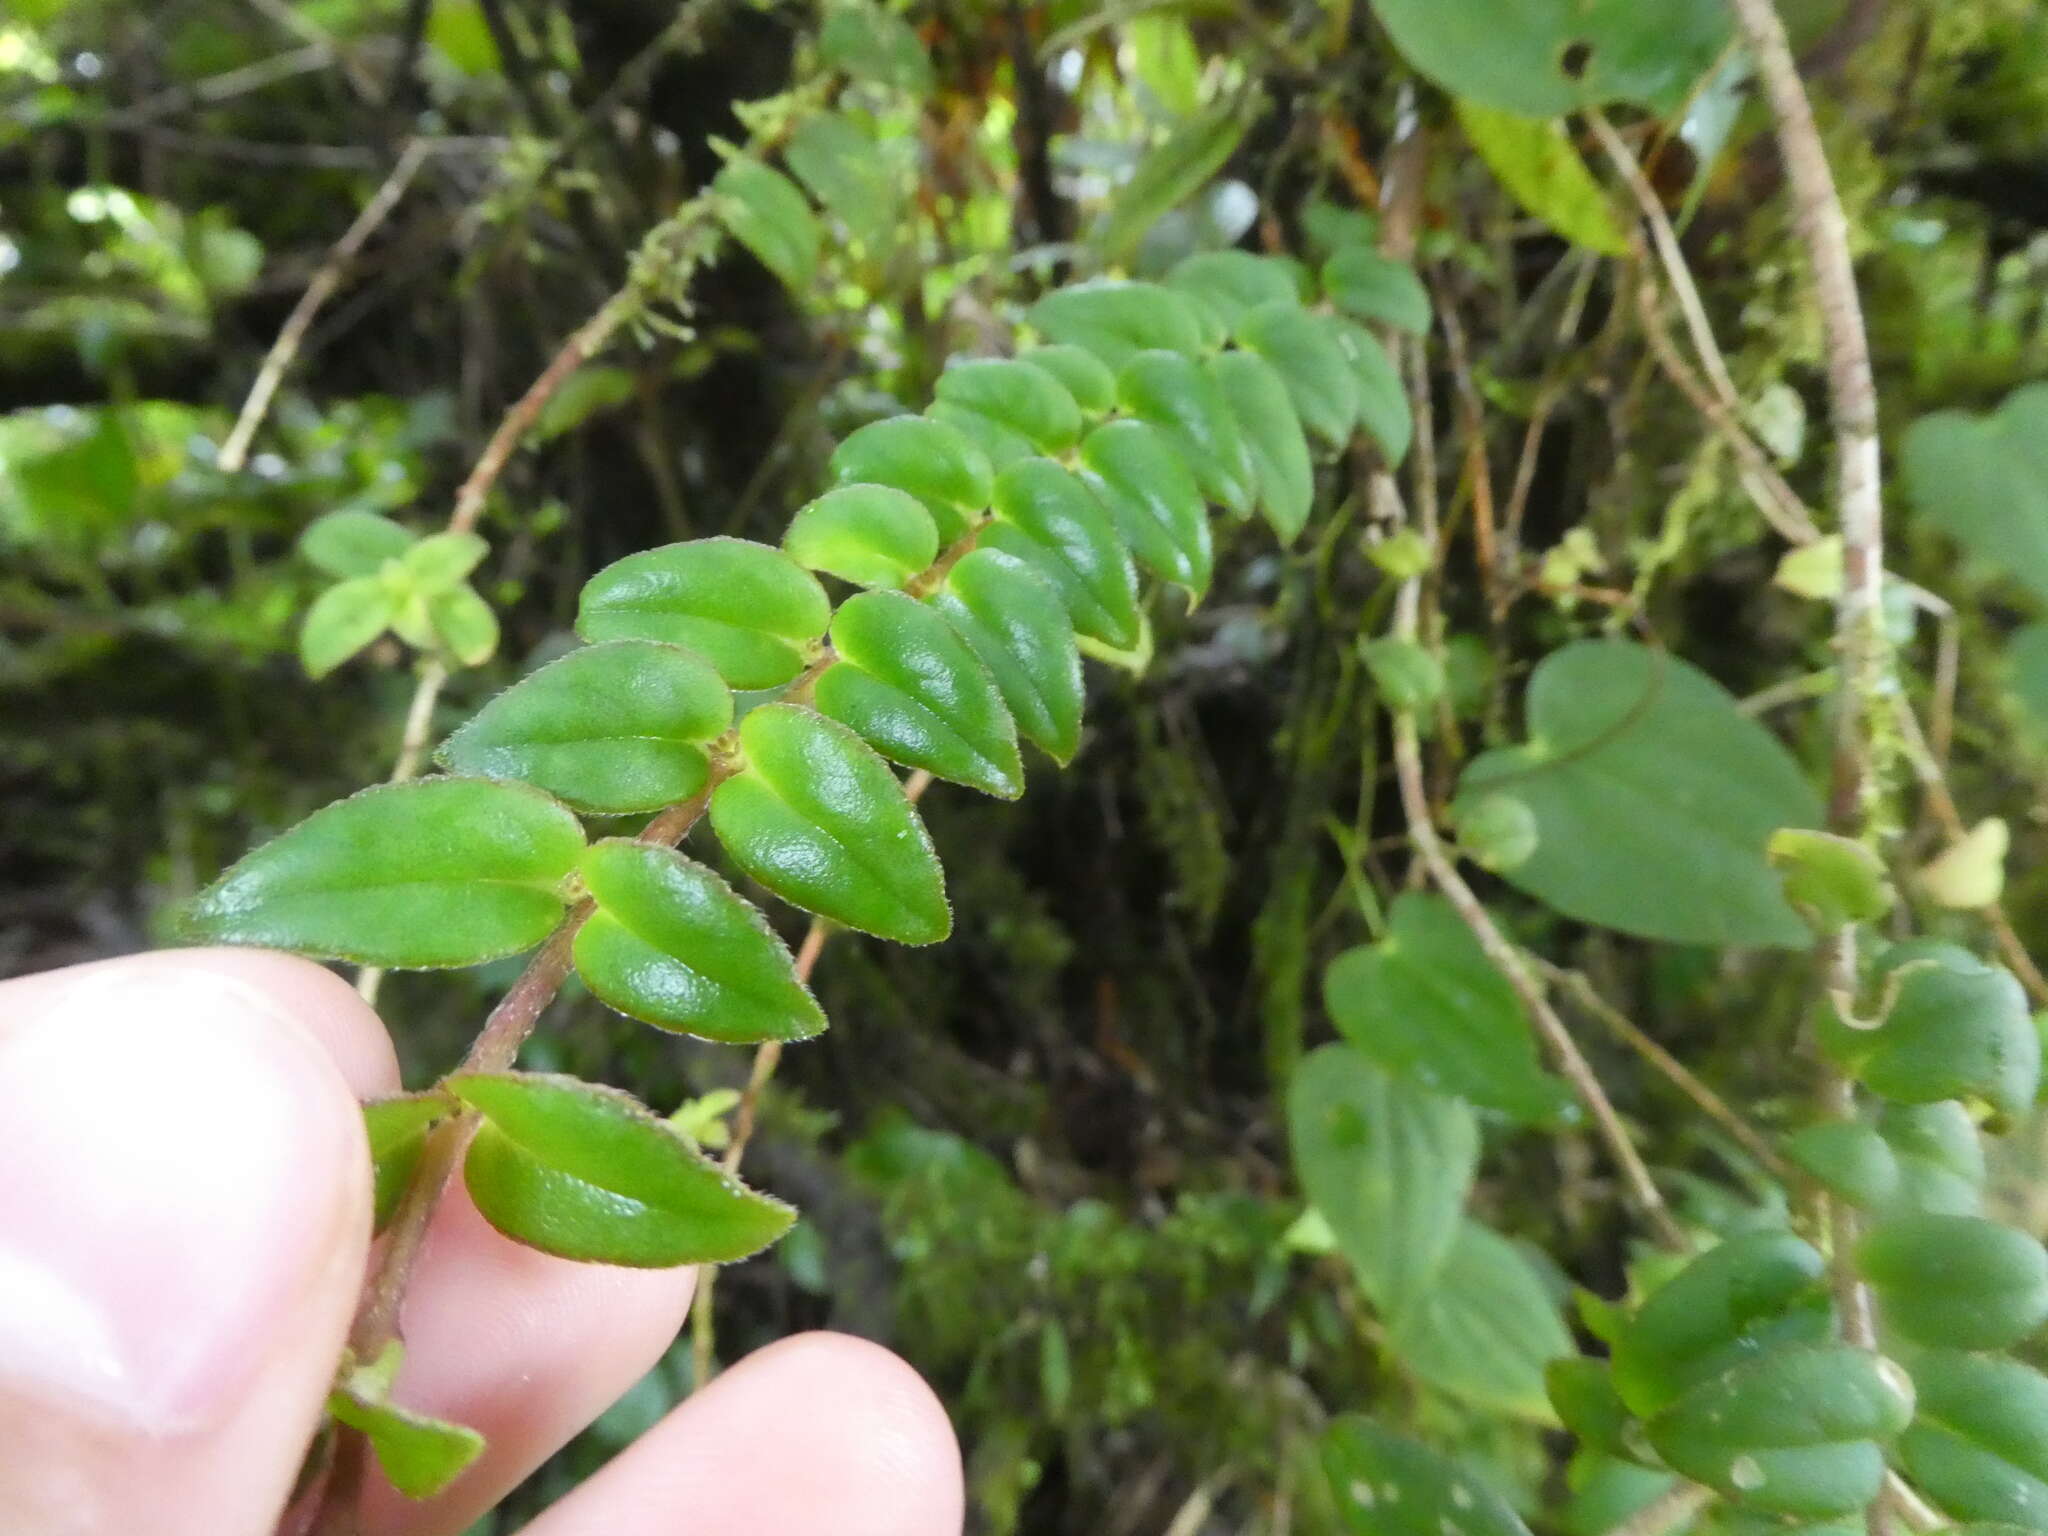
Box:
[783,483,940,590]
[1236,300,1360,447]
[814,590,1023,799]
[572,839,825,1044]
[1020,345,1116,414]
[933,359,1084,455]
[982,457,1142,649]
[710,704,949,944]
[1026,280,1208,372]
[830,415,993,544]
[927,548,1084,764]
[1165,250,1308,330]
[1118,348,1257,516]
[926,399,1037,471]
[1076,419,1212,596]
[1209,349,1314,542]
[451,1071,794,1266]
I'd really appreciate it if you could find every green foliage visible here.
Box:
[984,458,1143,648]
[1902,384,2048,605]
[362,1094,453,1232]
[1856,1215,2048,1350]
[327,1343,485,1499]
[1322,1418,1532,1536]
[1452,102,1631,256]
[1897,1351,2048,1529]
[784,484,941,589]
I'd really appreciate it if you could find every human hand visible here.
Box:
[0,949,964,1536]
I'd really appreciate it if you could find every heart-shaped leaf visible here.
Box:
[1456,640,1824,948]
[1166,250,1307,330]
[437,641,730,814]
[1118,348,1257,515]
[1858,1214,2048,1350]
[784,483,940,589]
[1335,319,1412,464]
[178,779,584,967]
[572,839,824,1044]
[1076,419,1212,596]
[577,537,831,690]
[1288,1044,1478,1320]
[981,458,1141,649]
[815,590,1023,799]
[363,1093,454,1232]
[452,1071,794,1266]
[1386,1218,1573,1421]
[1236,299,1361,446]
[1897,1350,2048,1530]
[1321,1417,1532,1536]
[1027,280,1208,372]
[933,359,1083,455]
[830,415,993,544]
[928,548,1084,764]
[1324,892,1576,1125]
[1209,349,1313,541]
[1323,248,1432,333]
[710,704,949,944]
[301,510,415,577]
[712,157,819,291]
[1020,344,1116,414]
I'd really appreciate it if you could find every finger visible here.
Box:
[0,951,371,1536]
[519,1332,964,1536]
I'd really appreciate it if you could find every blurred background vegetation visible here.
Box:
[5,1,2048,1531]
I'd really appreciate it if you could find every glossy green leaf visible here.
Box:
[437,641,728,814]
[1095,97,1253,263]
[1898,1351,2048,1531]
[363,1094,453,1233]
[1454,100,1632,256]
[1288,1044,1478,1319]
[178,778,583,967]
[830,415,993,544]
[925,398,1037,471]
[1646,1346,1914,1517]
[1365,0,1731,116]
[1901,384,2048,606]
[1209,349,1313,541]
[576,537,831,690]
[1322,1417,1532,1536]
[1020,345,1116,414]
[1820,942,2039,1123]
[1335,320,1413,464]
[933,360,1083,456]
[710,704,948,944]
[1456,640,1824,948]
[1026,281,1208,372]
[427,584,498,666]
[815,589,1023,798]
[1324,892,1575,1125]
[1858,1214,2048,1350]
[1387,1219,1573,1421]
[928,548,1084,764]
[1786,1122,1900,1212]
[1324,248,1431,333]
[301,577,396,678]
[1166,250,1306,330]
[398,531,487,594]
[572,839,823,1044]
[1119,348,1257,515]
[784,483,940,589]
[1549,1357,1634,1457]
[326,1382,483,1500]
[1880,1102,1984,1217]
[711,157,820,292]
[452,1072,793,1266]
[983,457,1142,649]
[301,510,414,577]
[817,4,932,95]
[784,112,897,256]
[1236,300,1360,446]
[1610,1230,1832,1418]
[1076,419,1212,596]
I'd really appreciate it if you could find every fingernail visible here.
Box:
[0,966,361,1433]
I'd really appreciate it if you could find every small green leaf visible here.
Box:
[1094,96,1253,263]
[815,590,1023,799]
[830,415,993,544]
[363,1094,453,1233]
[1236,300,1361,447]
[1768,828,1896,932]
[1323,248,1432,334]
[784,112,898,257]
[1119,347,1256,515]
[1454,100,1632,256]
[1549,1357,1635,1457]
[325,1386,483,1500]
[710,704,949,944]
[928,548,1085,764]
[577,537,832,690]
[1209,349,1313,541]
[301,510,415,577]
[1897,1350,2048,1530]
[1452,792,1540,873]
[1610,1230,1832,1417]
[398,531,488,594]
[452,1072,794,1266]
[1858,1214,2048,1351]
[983,458,1142,649]
[1324,892,1575,1125]
[712,157,820,291]
[1166,250,1306,330]
[1646,1346,1914,1517]
[1785,1122,1900,1211]
[439,641,729,814]
[784,483,940,589]
[925,399,1036,471]
[1321,1417,1532,1536]
[1020,345,1116,415]
[301,577,397,679]
[427,584,498,667]
[178,779,584,967]
[1335,320,1413,464]
[817,4,932,95]
[1387,1219,1573,1421]
[1124,12,1202,116]
[1880,1102,1984,1217]
[1918,819,2010,911]
[1076,419,1212,596]
[1361,637,1443,712]
[1901,384,2048,607]
[573,839,824,1044]
[1026,281,1208,372]
[1288,1044,1478,1320]
[933,360,1083,456]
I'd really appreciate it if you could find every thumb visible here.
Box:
[0,952,372,1535]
